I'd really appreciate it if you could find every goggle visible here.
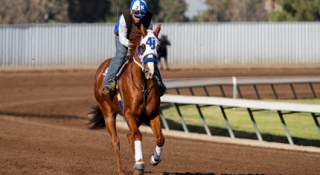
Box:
[132,10,146,17]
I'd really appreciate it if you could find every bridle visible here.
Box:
[130,60,155,96]
[130,55,157,108]
[130,30,161,105]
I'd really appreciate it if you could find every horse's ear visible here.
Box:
[154,24,161,37]
[140,24,147,36]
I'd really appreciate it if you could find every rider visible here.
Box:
[102,0,166,96]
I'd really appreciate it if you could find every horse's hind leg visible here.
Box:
[148,115,165,166]
[100,104,124,175]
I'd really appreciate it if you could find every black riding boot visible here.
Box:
[154,66,166,96]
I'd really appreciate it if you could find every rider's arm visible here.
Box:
[118,15,130,47]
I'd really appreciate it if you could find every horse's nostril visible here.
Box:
[144,71,150,78]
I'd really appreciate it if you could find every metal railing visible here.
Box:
[159,76,320,146]
[164,76,320,99]
[160,94,320,146]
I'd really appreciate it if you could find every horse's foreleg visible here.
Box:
[148,115,165,166]
[158,57,163,70]
[127,131,134,152]
[101,106,124,175]
[125,115,144,171]
[165,57,169,70]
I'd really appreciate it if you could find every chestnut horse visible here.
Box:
[88,24,165,175]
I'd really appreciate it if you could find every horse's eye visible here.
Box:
[138,44,146,55]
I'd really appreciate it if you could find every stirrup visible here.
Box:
[102,87,110,95]
[102,81,116,95]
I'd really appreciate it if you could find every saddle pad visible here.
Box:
[102,60,129,77]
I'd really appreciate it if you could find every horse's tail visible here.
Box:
[87,105,106,129]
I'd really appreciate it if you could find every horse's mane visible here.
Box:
[128,25,147,55]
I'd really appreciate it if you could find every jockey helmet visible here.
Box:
[130,0,147,18]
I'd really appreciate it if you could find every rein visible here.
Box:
[130,56,156,108]
[126,28,160,109]
[133,55,145,71]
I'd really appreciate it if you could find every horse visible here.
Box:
[158,35,171,70]
[87,24,165,175]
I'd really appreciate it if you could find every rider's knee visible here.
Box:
[114,52,126,60]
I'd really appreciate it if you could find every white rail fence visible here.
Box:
[165,76,320,99]
[160,95,320,146]
[160,76,320,146]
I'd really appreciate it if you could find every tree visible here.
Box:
[271,0,320,21]
[48,0,70,23]
[153,0,188,22]
[67,0,111,23]
[106,0,161,22]
[107,0,130,22]
[108,0,189,23]
[196,0,268,22]
[0,0,68,24]
[0,0,187,24]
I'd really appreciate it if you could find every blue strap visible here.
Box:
[143,58,158,64]
[118,100,124,113]
[114,18,120,34]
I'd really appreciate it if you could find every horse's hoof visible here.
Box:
[134,163,144,170]
[133,169,144,175]
[150,155,161,166]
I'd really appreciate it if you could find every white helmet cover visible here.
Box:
[130,0,147,18]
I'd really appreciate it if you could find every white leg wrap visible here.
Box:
[134,140,144,163]
[153,145,164,160]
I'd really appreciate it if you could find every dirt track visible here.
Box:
[1,64,320,175]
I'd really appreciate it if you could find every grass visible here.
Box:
[161,98,320,147]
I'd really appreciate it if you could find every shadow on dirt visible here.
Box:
[161,173,216,175]
[0,111,85,120]
[160,173,268,175]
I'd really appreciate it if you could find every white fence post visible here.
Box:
[232,76,237,110]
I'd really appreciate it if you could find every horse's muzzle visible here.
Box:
[144,62,155,79]
[144,70,154,79]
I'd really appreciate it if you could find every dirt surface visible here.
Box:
[1,64,320,175]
